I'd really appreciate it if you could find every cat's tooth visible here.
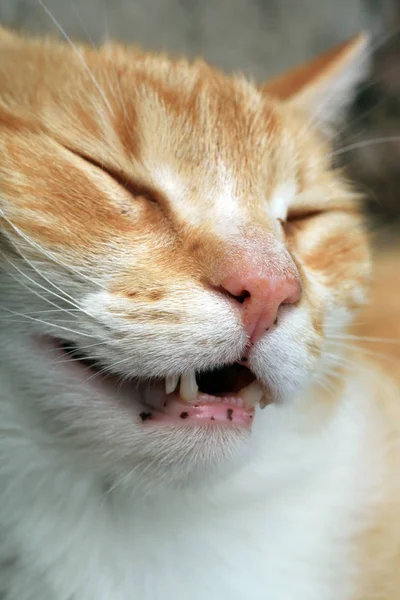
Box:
[179,371,199,402]
[165,374,180,395]
[239,380,264,408]
[259,391,272,409]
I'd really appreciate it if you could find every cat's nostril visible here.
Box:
[233,290,250,304]
[217,287,250,304]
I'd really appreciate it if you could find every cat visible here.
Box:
[0,25,399,600]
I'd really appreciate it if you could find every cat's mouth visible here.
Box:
[58,340,270,428]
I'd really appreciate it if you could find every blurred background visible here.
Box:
[0,0,399,233]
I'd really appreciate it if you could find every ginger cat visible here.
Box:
[0,25,399,600]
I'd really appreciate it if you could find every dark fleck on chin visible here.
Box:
[180,412,189,419]
[139,411,153,422]
[227,408,233,421]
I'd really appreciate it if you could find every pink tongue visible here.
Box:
[145,397,254,427]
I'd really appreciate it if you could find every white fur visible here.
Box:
[0,255,384,600]
[152,162,243,237]
[0,334,383,600]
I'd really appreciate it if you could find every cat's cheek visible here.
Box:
[248,305,321,401]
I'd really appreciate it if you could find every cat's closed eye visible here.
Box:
[65,145,159,205]
[286,209,324,223]
[278,209,324,234]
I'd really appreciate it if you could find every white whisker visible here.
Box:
[1,308,80,316]
[329,96,387,148]
[49,340,106,352]
[1,252,83,319]
[37,0,114,117]
[100,0,129,122]
[323,352,397,384]
[9,249,95,320]
[329,333,400,344]
[68,1,129,126]
[326,340,399,366]
[82,355,133,384]
[0,304,94,338]
[0,210,105,289]
[0,317,81,326]
[51,354,102,366]
[324,136,400,162]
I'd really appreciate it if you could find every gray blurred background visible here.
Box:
[0,0,399,228]
[0,0,377,78]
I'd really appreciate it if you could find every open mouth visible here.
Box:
[58,340,269,427]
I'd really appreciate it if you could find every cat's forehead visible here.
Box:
[123,61,304,224]
[132,62,297,171]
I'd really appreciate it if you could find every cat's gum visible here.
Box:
[141,396,255,427]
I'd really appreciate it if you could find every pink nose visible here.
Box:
[220,270,301,344]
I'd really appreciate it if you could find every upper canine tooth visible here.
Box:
[239,380,264,408]
[179,371,198,402]
[165,374,180,395]
[259,391,272,409]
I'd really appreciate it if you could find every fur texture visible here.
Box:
[0,28,399,600]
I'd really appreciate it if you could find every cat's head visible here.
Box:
[0,29,371,488]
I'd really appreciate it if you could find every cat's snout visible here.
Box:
[219,270,301,344]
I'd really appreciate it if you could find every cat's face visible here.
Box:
[0,31,370,486]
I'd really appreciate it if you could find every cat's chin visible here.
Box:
[43,336,270,431]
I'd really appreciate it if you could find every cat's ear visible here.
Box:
[261,33,369,130]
